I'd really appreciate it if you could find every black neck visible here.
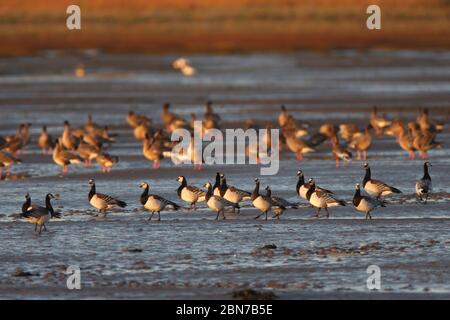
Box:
[219,178,228,197]
[177,178,187,197]
[363,167,371,186]
[45,195,54,216]
[140,185,149,205]
[296,175,304,195]
[22,197,31,213]
[265,188,271,198]
[251,181,260,201]
[353,188,362,206]
[423,164,431,180]
[306,183,315,200]
[88,184,96,200]
[213,174,220,190]
[205,184,213,201]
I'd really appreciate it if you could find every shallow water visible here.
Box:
[0,50,449,299]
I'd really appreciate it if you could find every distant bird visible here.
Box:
[251,178,272,220]
[172,58,196,76]
[133,118,151,141]
[212,172,222,196]
[278,105,289,127]
[370,106,391,136]
[362,163,401,199]
[161,103,187,133]
[127,111,150,128]
[282,127,315,160]
[176,176,205,209]
[339,123,359,144]
[139,182,181,221]
[143,131,164,169]
[202,101,221,131]
[52,138,83,174]
[204,182,239,220]
[409,122,441,159]
[96,152,119,173]
[61,120,79,150]
[349,125,372,160]
[22,193,56,234]
[385,120,416,159]
[306,178,346,218]
[353,183,386,219]
[38,125,54,154]
[76,139,101,167]
[22,193,38,214]
[1,124,24,156]
[0,151,21,177]
[88,179,127,215]
[74,63,85,78]
[331,135,352,167]
[416,162,432,203]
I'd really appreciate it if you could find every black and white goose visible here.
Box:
[251,178,272,220]
[219,174,251,213]
[22,193,56,234]
[22,193,61,219]
[204,182,240,220]
[88,179,127,215]
[139,182,181,221]
[265,187,299,219]
[176,176,206,209]
[306,178,346,218]
[416,162,432,203]
[296,170,333,201]
[353,183,386,219]
[363,163,401,199]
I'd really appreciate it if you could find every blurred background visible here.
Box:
[1,0,450,56]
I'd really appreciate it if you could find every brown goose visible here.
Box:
[127,111,150,128]
[0,151,21,177]
[282,127,315,160]
[331,135,352,167]
[61,120,79,150]
[52,138,83,174]
[38,125,54,154]
[385,120,415,159]
[96,152,119,173]
[143,131,163,169]
[349,125,372,160]
[370,106,391,136]
[409,122,441,159]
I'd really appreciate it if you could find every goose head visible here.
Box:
[88,179,95,186]
[203,182,212,189]
[176,176,185,183]
[363,162,369,169]
[297,170,303,176]
[139,182,149,189]
[424,161,432,167]
[355,183,361,191]
[25,193,30,200]
[254,178,259,183]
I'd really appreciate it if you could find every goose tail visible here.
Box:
[116,200,127,208]
[389,186,402,194]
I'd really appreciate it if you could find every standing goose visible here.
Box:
[266,187,299,219]
[278,105,289,127]
[22,193,56,234]
[349,125,372,160]
[0,151,21,177]
[61,120,79,150]
[127,111,150,128]
[353,183,386,219]
[362,163,401,199]
[22,193,38,214]
[96,152,119,173]
[251,178,272,220]
[143,131,163,169]
[176,176,206,209]
[331,135,352,167]
[296,170,333,201]
[77,139,101,167]
[139,182,181,221]
[204,182,239,220]
[385,120,416,159]
[370,106,391,136]
[52,138,83,174]
[219,174,251,212]
[88,179,127,215]
[1,124,24,156]
[282,127,315,160]
[416,162,432,203]
[38,125,54,154]
[306,179,346,218]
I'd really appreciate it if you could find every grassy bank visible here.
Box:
[0,0,450,56]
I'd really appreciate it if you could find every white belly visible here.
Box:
[223,190,241,204]
[299,185,308,199]
[253,196,271,212]
[90,195,108,210]
[181,188,199,203]
[207,196,224,212]
[144,196,164,212]
[309,192,326,208]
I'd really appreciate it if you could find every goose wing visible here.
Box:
[96,193,127,207]
[151,194,180,210]
[271,196,298,209]
[218,196,240,208]
[23,206,48,219]
[315,190,346,205]
[369,179,398,193]
[228,186,251,197]
[186,185,205,197]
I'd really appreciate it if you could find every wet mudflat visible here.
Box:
[0,50,449,299]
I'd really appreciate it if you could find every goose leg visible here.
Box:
[147,212,154,221]
[39,225,42,235]
[222,210,226,220]
[314,208,321,218]
[325,207,330,218]
[356,150,361,160]
[254,212,264,220]
[424,194,428,205]
[43,224,47,231]
[363,151,367,161]
[215,212,220,220]
[158,212,161,221]
[34,223,37,232]
[335,159,340,168]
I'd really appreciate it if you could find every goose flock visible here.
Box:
[16,161,435,235]
[0,103,445,177]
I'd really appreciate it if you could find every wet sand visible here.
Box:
[0,51,449,299]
